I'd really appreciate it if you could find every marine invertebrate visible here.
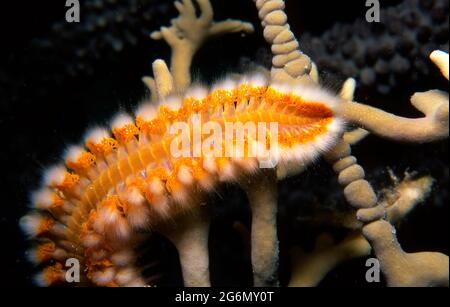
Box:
[19,0,448,287]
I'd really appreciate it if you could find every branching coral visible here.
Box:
[288,171,435,287]
[150,0,254,91]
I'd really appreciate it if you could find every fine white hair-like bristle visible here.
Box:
[84,127,110,144]
[291,83,342,110]
[151,196,170,217]
[92,268,116,285]
[126,203,150,228]
[64,145,85,164]
[202,156,217,174]
[30,189,54,210]
[111,113,135,130]
[135,103,157,121]
[98,204,120,225]
[111,250,134,267]
[327,118,345,135]
[177,166,193,185]
[171,187,189,205]
[26,248,42,265]
[270,82,292,95]
[234,156,259,174]
[185,86,209,100]
[244,73,269,88]
[148,177,166,195]
[20,214,46,238]
[124,187,145,206]
[33,272,51,287]
[275,118,344,167]
[43,165,67,187]
[26,246,66,265]
[218,161,236,182]
[115,268,138,285]
[212,78,236,92]
[160,96,182,111]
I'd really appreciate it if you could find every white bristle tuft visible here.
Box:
[149,178,165,195]
[203,156,217,174]
[115,268,138,285]
[92,268,116,285]
[213,79,236,92]
[33,272,50,287]
[151,196,170,217]
[113,218,131,240]
[124,187,145,206]
[20,214,46,237]
[250,74,269,87]
[270,82,292,95]
[172,188,189,205]
[111,250,134,267]
[43,165,66,187]
[85,127,110,144]
[99,204,120,224]
[177,166,193,185]
[26,248,41,265]
[219,161,236,181]
[328,118,345,134]
[64,145,85,164]
[241,73,268,87]
[291,84,341,110]
[185,86,208,100]
[111,113,134,130]
[235,157,259,173]
[160,96,182,111]
[30,189,54,210]
[126,204,150,228]
[136,103,157,121]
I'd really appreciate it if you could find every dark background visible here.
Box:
[0,0,447,287]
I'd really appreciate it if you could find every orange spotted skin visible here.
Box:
[24,83,340,286]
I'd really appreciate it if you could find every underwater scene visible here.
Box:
[0,0,448,290]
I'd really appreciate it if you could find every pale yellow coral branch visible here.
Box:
[160,208,211,287]
[430,50,449,80]
[151,0,254,91]
[242,170,279,287]
[289,232,371,287]
[363,220,449,287]
[152,59,174,99]
[338,50,449,143]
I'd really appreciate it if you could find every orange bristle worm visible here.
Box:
[20,75,344,286]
